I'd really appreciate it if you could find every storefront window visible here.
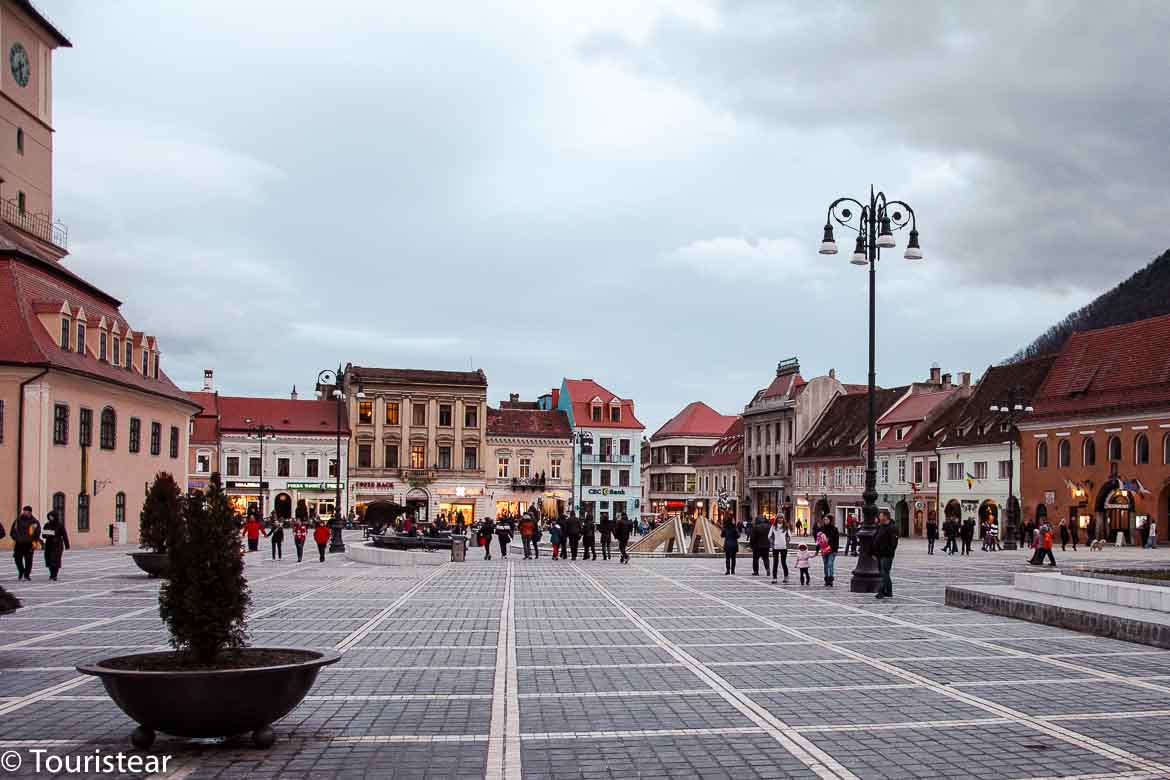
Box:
[358,400,373,424]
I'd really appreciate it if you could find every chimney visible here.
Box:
[202,369,214,392]
[291,385,298,401]
[929,363,941,384]
[551,388,560,407]
[959,371,971,387]
[828,368,836,380]
[941,373,952,389]
[509,393,519,403]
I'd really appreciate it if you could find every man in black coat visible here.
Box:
[563,512,582,560]
[480,517,496,560]
[749,516,771,576]
[581,514,597,561]
[10,506,40,581]
[960,516,975,556]
[615,513,632,564]
[598,513,614,560]
[41,510,70,581]
[873,509,899,599]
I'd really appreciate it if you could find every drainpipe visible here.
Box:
[16,366,49,516]
[934,449,942,532]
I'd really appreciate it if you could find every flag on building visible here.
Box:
[965,473,976,490]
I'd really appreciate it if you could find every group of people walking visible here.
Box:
[476,510,634,564]
[724,511,899,597]
[241,511,331,562]
[6,505,70,582]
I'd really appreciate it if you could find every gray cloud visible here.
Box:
[41,0,1160,434]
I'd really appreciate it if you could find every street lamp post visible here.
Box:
[572,430,593,515]
[818,186,923,593]
[990,387,1033,550]
[317,365,353,553]
[244,419,275,520]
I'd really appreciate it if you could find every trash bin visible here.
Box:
[450,534,467,562]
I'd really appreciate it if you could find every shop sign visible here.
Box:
[960,499,979,512]
[353,480,396,492]
[287,481,343,490]
[587,487,627,496]
[1044,491,1056,505]
[226,481,266,490]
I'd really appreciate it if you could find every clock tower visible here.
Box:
[0,0,69,255]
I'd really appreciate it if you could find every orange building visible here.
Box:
[1019,314,1170,544]
[0,4,198,549]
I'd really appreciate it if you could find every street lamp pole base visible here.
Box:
[849,525,881,593]
[1001,540,1018,551]
[328,520,346,554]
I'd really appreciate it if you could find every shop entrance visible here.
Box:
[405,488,430,525]
[895,500,910,537]
[440,502,474,526]
[274,493,292,520]
[978,500,999,533]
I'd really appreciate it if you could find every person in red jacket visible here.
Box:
[313,521,331,562]
[243,512,263,552]
[293,520,308,562]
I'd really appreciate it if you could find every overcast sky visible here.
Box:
[43,1,1170,435]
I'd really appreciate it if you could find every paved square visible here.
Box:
[4,537,1170,778]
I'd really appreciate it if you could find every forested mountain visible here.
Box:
[1012,248,1170,361]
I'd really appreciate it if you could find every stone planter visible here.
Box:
[77,648,340,749]
[128,551,170,578]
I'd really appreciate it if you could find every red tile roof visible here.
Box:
[1032,313,1170,419]
[694,417,744,467]
[651,401,738,440]
[762,372,805,400]
[0,253,196,408]
[187,391,220,445]
[562,378,644,429]
[486,408,571,439]
[878,388,958,426]
[940,356,1056,447]
[217,396,351,435]
[794,387,909,460]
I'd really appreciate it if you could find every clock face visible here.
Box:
[9,43,29,88]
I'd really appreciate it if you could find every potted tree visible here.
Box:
[130,472,181,577]
[80,473,339,749]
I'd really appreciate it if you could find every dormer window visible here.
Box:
[895,426,910,441]
[59,316,70,350]
[99,331,108,361]
[125,341,134,371]
[112,336,121,366]
[609,403,621,423]
[591,403,602,422]
[76,321,86,354]
[141,349,149,376]
[153,353,160,379]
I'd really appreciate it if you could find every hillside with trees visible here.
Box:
[1012,247,1170,360]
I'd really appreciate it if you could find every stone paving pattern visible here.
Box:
[3,537,1170,778]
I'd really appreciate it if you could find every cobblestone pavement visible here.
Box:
[4,536,1170,779]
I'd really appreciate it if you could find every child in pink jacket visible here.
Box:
[795,542,817,585]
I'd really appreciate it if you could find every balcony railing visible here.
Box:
[510,476,547,492]
[582,453,634,464]
[1,199,67,249]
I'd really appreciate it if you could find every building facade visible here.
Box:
[0,8,199,549]
[743,359,848,522]
[646,401,736,522]
[693,417,744,525]
[343,366,488,524]
[1019,315,1170,544]
[936,358,1053,538]
[486,401,572,518]
[186,370,219,494]
[556,378,643,524]
[206,394,350,520]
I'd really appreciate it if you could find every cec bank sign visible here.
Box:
[586,488,628,497]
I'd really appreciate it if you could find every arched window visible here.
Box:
[99,407,116,450]
[1108,435,1122,462]
[1083,438,1096,466]
[1036,440,1048,469]
[1057,439,1070,468]
[115,491,126,523]
[1135,433,1150,465]
[52,492,65,525]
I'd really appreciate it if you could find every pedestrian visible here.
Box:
[495,515,513,558]
[266,520,285,560]
[819,516,840,587]
[1059,519,1070,552]
[943,515,958,555]
[845,515,858,556]
[531,516,542,559]
[41,510,70,581]
[293,519,308,562]
[926,514,938,555]
[480,517,496,560]
[873,509,899,599]
[721,518,739,575]
[9,506,40,581]
[549,518,562,559]
[960,516,975,556]
[563,512,582,561]
[795,543,815,585]
[1035,523,1057,566]
[581,513,597,561]
[244,512,262,552]
[519,513,536,559]
[988,521,1001,551]
[749,516,771,576]
[1146,520,1157,550]
[769,517,790,583]
[599,512,614,560]
[615,512,632,564]
[313,520,330,562]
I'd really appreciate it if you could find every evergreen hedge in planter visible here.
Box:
[129,472,182,577]
[79,473,339,749]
